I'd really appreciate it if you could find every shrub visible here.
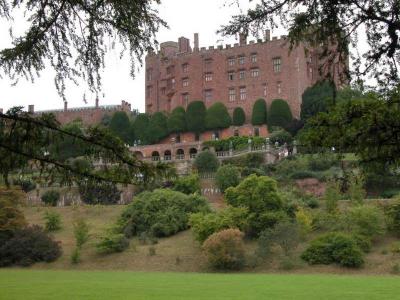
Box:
[14,178,36,193]
[268,99,293,128]
[0,225,61,267]
[324,180,341,214]
[96,233,129,254]
[348,175,366,205]
[215,164,241,192]
[117,189,210,238]
[290,170,318,180]
[381,189,400,199]
[70,248,80,264]
[269,129,293,146]
[189,206,249,243]
[205,102,232,130]
[251,98,267,125]
[301,80,335,121]
[295,208,313,238]
[0,189,26,243]
[73,219,90,249]
[225,174,286,236]
[43,211,62,232]
[186,101,207,134]
[203,229,246,270]
[78,180,121,205]
[385,199,400,236]
[173,174,201,195]
[204,136,266,152]
[284,118,304,137]
[342,205,385,239]
[194,151,219,173]
[41,190,60,206]
[390,241,400,254]
[232,107,246,126]
[167,106,186,133]
[258,221,300,257]
[301,232,364,268]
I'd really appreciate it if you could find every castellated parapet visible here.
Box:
[145,32,347,120]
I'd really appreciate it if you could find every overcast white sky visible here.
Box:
[0,0,284,113]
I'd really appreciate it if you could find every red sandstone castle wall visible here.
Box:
[144,33,334,120]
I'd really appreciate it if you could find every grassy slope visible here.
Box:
[1,270,400,300]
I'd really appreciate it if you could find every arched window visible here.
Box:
[176,149,185,160]
[151,151,160,161]
[189,148,198,159]
[164,150,172,161]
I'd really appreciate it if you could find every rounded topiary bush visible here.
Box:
[194,150,220,173]
[41,190,60,206]
[202,228,246,270]
[251,98,267,125]
[268,99,293,128]
[232,107,246,126]
[167,106,186,133]
[186,101,207,134]
[205,102,232,130]
[301,232,364,268]
[269,129,293,146]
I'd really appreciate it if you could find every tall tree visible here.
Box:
[109,111,131,144]
[186,101,207,134]
[133,113,150,145]
[147,112,168,144]
[232,107,246,126]
[268,99,293,128]
[251,98,267,125]
[301,81,335,121]
[205,102,232,130]
[167,106,186,133]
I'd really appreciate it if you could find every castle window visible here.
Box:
[240,87,247,100]
[204,89,212,102]
[228,72,235,81]
[251,53,257,63]
[146,86,152,99]
[273,57,281,73]
[239,70,245,80]
[204,58,213,69]
[182,63,189,73]
[205,73,213,82]
[182,77,189,87]
[229,88,236,102]
[228,57,235,66]
[238,56,245,65]
[251,69,259,78]
[262,83,267,96]
[161,87,166,95]
[182,93,189,106]
[146,69,153,81]
[277,82,282,94]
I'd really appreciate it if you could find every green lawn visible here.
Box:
[1,270,400,300]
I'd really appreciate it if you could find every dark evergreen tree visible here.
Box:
[205,102,232,130]
[51,121,87,161]
[232,107,246,126]
[268,99,293,129]
[133,113,150,145]
[147,112,169,144]
[167,106,187,133]
[186,101,207,134]
[300,81,335,121]
[109,111,131,144]
[251,98,267,125]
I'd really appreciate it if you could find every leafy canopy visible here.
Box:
[205,102,232,130]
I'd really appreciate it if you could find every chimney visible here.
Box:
[95,98,99,108]
[239,31,248,46]
[28,105,34,114]
[194,33,199,51]
[64,101,68,112]
[265,29,271,42]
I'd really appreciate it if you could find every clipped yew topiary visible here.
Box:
[205,102,232,130]
[232,107,246,126]
[251,98,267,125]
[133,113,150,144]
[147,112,169,144]
[268,99,293,128]
[167,106,187,133]
[186,101,207,134]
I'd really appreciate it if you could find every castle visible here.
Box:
[144,31,345,120]
[25,99,134,126]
